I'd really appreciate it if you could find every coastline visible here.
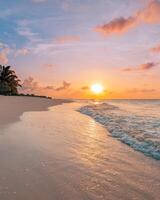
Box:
[0,95,68,128]
[78,101,160,160]
[0,102,159,200]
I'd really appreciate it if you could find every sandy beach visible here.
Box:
[1,0,160,199]
[0,98,159,200]
[0,96,65,128]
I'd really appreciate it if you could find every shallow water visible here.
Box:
[0,102,160,200]
[79,100,160,159]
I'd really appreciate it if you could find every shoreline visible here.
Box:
[0,102,159,200]
[0,95,69,128]
[78,102,160,160]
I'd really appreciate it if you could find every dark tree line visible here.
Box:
[0,65,21,95]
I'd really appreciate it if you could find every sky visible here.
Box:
[0,0,160,99]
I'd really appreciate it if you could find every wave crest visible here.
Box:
[78,103,160,160]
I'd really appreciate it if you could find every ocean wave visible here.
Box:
[78,103,160,160]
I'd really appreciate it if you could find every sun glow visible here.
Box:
[91,83,104,95]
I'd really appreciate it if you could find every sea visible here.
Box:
[78,99,160,160]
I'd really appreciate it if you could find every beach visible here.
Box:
[0,97,160,200]
[79,100,160,159]
[0,96,65,128]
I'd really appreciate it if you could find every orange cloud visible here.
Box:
[139,62,157,70]
[81,86,90,90]
[121,62,158,72]
[55,81,71,91]
[95,17,137,35]
[45,86,54,90]
[56,35,80,44]
[151,44,160,53]
[95,0,160,36]
[137,0,160,24]
[127,88,158,93]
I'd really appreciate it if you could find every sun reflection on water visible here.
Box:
[93,101,100,105]
[74,117,106,167]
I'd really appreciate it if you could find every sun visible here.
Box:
[91,83,104,95]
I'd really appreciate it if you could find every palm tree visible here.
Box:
[0,65,21,95]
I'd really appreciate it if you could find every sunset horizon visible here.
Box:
[0,1,160,200]
[0,0,160,99]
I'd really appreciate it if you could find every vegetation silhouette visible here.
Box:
[0,65,52,99]
[0,65,21,95]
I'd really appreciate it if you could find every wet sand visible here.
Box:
[0,102,160,200]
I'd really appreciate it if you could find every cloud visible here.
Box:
[15,48,30,57]
[0,48,10,64]
[95,0,160,36]
[17,20,41,43]
[139,62,157,70]
[45,86,54,90]
[55,81,71,91]
[127,88,158,93]
[22,76,39,94]
[21,77,71,95]
[0,9,14,19]
[17,26,39,42]
[95,17,137,35]
[137,0,160,24]
[0,42,8,49]
[42,63,56,68]
[56,35,80,44]
[150,44,160,53]
[81,86,90,90]
[121,62,158,72]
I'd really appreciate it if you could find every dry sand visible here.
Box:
[0,95,65,127]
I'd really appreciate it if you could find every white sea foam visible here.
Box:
[78,100,160,160]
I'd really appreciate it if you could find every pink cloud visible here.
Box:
[0,48,10,64]
[95,0,160,36]
[21,77,71,95]
[121,62,158,72]
[22,76,39,94]
[56,35,80,44]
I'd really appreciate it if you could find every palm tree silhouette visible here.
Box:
[0,65,21,95]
